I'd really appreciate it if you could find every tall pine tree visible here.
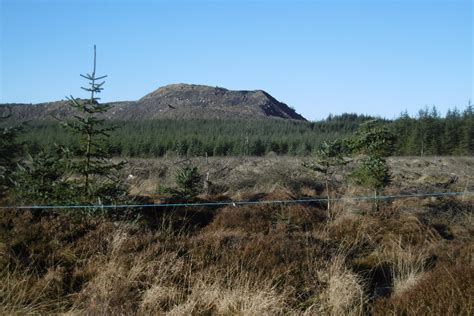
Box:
[61,45,126,204]
[442,108,462,155]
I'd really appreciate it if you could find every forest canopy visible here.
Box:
[12,105,474,158]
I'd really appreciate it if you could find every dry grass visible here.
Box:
[166,271,288,315]
[374,239,431,297]
[320,255,367,316]
[372,264,474,315]
[1,156,473,314]
[1,197,472,314]
[0,264,69,314]
[123,156,474,198]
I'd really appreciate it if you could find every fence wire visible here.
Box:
[0,191,472,210]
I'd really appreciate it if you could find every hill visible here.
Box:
[0,84,306,123]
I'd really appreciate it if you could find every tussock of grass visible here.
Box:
[374,239,431,297]
[167,272,288,315]
[373,264,474,315]
[324,256,366,315]
[0,264,69,314]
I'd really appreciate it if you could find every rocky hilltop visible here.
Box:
[0,84,306,122]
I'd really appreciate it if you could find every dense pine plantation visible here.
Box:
[16,105,474,157]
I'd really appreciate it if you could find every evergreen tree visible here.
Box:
[350,155,391,208]
[17,105,473,158]
[350,120,395,211]
[12,148,73,205]
[391,110,414,155]
[351,119,396,157]
[415,107,430,157]
[415,106,443,156]
[0,108,23,199]
[304,140,347,211]
[461,104,474,155]
[159,165,203,200]
[175,166,202,200]
[442,108,462,155]
[60,45,126,204]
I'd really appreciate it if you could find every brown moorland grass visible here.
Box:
[1,158,473,315]
[372,264,474,315]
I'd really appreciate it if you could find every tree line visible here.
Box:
[16,105,474,157]
[391,106,473,156]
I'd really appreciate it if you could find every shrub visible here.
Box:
[157,165,203,201]
[0,109,23,199]
[175,165,203,200]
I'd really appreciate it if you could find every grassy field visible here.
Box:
[1,156,473,314]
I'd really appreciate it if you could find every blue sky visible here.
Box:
[1,0,472,120]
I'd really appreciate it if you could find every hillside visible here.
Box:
[0,84,306,122]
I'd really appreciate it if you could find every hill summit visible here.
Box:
[0,84,306,122]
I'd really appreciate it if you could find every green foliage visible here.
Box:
[442,108,462,155]
[350,120,395,210]
[460,104,474,155]
[0,109,23,199]
[7,46,129,211]
[352,119,396,157]
[305,140,347,174]
[304,140,348,210]
[175,166,202,200]
[159,165,203,200]
[11,104,474,158]
[11,148,74,205]
[390,104,473,156]
[19,114,371,158]
[350,155,391,192]
[59,46,126,204]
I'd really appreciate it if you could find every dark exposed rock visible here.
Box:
[0,83,306,123]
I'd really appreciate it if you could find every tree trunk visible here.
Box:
[325,177,330,211]
[421,137,425,159]
[374,189,379,212]
[85,131,92,196]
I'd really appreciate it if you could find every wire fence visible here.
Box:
[0,191,472,210]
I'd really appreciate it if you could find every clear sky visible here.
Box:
[1,0,472,120]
